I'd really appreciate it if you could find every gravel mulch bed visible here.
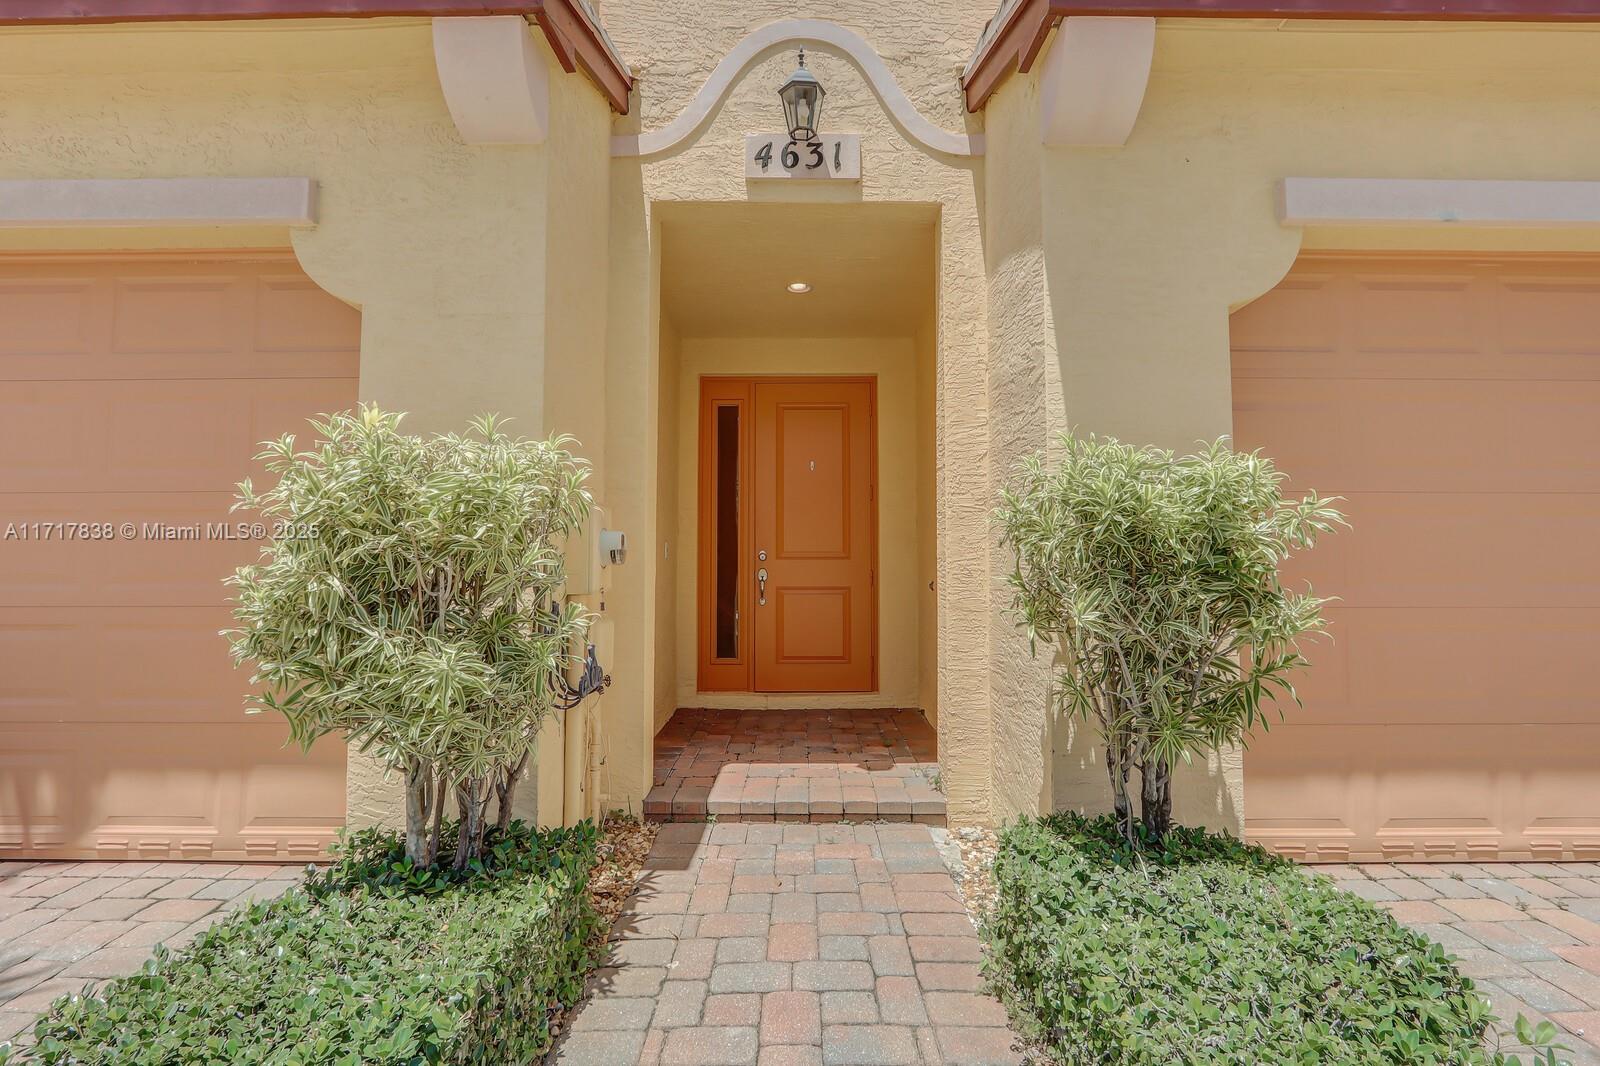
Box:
[543,812,659,1055]
[951,824,1001,925]
[585,812,659,931]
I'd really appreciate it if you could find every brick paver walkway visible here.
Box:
[1333,862,1600,1064]
[552,821,1020,1066]
[0,860,300,1047]
[648,710,944,824]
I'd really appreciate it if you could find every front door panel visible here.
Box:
[697,377,876,693]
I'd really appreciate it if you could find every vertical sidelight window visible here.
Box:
[713,403,740,660]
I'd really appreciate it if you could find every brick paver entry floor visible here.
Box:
[0,860,301,1047]
[552,821,1021,1066]
[649,710,945,825]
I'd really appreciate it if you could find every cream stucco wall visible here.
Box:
[913,307,940,729]
[0,17,615,831]
[996,18,1600,833]
[653,317,684,734]
[17,9,1600,838]
[601,0,996,823]
[1036,19,1600,447]
[668,338,927,713]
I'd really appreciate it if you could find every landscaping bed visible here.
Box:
[985,814,1559,1065]
[13,821,602,1065]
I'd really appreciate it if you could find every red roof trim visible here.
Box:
[963,0,1600,111]
[0,0,633,113]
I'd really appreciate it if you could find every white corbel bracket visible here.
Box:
[1039,17,1156,148]
[433,16,550,146]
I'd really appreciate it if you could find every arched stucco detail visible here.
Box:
[610,18,983,159]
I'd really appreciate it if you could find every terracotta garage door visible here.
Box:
[0,254,358,862]
[1232,256,1600,863]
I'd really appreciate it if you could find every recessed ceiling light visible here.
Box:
[787,281,811,294]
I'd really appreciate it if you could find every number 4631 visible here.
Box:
[754,139,842,173]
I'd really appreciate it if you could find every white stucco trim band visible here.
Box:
[1039,17,1156,148]
[610,19,984,160]
[1280,177,1600,227]
[0,177,317,228]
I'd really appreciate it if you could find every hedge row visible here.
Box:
[985,814,1562,1065]
[13,821,601,1065]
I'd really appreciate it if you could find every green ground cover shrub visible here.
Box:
[14,821,601,1066]
[987,814,1564,1065]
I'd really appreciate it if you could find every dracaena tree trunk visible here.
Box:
[1106,735,1134,843]
[1139,756,1172,842]
[495,750,529,834]
[452,777,489,871]
[403,757,438,867]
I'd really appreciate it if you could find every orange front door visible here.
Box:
[698,377,876,693]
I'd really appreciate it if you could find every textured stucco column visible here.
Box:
[932,201,995,828]
[980,72,1062,825]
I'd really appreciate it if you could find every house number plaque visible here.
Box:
[745,133,861,181]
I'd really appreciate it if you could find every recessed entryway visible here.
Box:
[653,202,938,719]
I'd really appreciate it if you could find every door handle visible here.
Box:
[757,567,768,605]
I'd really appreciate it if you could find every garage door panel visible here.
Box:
[1499,276,1600,356]
[0,261,357,381]
[111,274,246,356]
[1,378,348,493]
[1236,256,1600,862]
[1288,607,1600,727]
[0,387,104,492]
[254,273,363,355]
[1230,273,1344,356]
[1351,273,1485,355]
[0,723,343,860]
[1234,265,1600,380]
[0,494,259,607]
[1247,724,1600,862]
[1235,378,1600,492]
[1233,345,1600,384]
[1281,492,1600,609]
[0,276,106,360]
[0,607,256,724]
[0,255,355,861]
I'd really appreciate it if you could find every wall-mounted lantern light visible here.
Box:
[778,48,825,142]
